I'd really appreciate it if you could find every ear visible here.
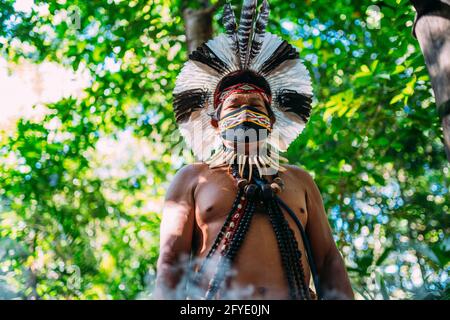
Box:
[210,105,222,128]
[270,114,276,126]
[265,104,276,126]
[211,118,219,128]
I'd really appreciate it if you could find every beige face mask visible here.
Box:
[218,105,272,143]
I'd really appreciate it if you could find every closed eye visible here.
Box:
[223,104,240,109]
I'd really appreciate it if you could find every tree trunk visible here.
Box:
[410,0,450,162]
[183,5,215,54]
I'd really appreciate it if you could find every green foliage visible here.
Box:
[0,0,448,299]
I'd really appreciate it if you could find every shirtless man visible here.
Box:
[154,0,353,300]
[154,91,353,300]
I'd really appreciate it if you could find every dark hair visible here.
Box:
[215,70,272,98]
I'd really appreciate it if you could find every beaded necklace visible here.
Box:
[189,162,316,300]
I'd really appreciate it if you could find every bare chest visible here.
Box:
[193,169,309,229]
[190,167,313,295]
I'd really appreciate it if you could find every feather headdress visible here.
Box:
[173,0,313,163]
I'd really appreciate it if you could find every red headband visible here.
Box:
[214,83,272,108]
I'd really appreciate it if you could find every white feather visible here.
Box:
[174,61,220,94]
[265,59,313,96]
[206,34,240,72]
[249,32,283,71]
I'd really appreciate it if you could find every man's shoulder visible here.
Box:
[172,162,210,183]
[166,163,209,198]
[180,162,210,173]
[282,164,315,184]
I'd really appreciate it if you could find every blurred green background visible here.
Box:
[0,0,448,299]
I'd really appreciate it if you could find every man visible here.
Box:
[154,0,353,300]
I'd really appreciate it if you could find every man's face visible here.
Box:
[219,92,269,120]
[212,92,275,151]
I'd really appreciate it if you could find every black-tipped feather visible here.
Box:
[238,0,258,69]
[189,44,229,74]
[173,89,209,123]
[248,0,269,65]
[222,3,240,55]
[223,3,238,36]
[260,40,299,74]
[276,89,312,122]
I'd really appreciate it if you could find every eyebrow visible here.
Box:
[228,97,240,103]
[225,96,264,105]
[248,97,264,105]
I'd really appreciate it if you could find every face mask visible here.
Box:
[219,105,272,143]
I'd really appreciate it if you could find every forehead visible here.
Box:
[223,92,265,105]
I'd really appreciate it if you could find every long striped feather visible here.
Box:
[222,3,240,56]
[238,0,258,69]
[248,0,269,65]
